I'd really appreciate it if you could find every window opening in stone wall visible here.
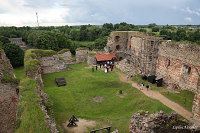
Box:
[151,41,154,45]
[127,59,130,64]
[0,52,2,59]
[119,57,123,61]
[166,59,170,68]
[182,65,191,75]
[116,45,121,51]
[129,45,131,50]
[114,36,120,42]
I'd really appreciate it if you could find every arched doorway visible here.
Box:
[114,36,120,42]
[116,45,121,51]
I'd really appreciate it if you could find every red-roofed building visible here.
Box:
[96,53,116,62]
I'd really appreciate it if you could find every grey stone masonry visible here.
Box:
[76,49,89,63]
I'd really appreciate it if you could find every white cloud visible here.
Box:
[181,7,200,16]
[184,17,192,22]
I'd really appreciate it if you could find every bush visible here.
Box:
[2,43,24,67]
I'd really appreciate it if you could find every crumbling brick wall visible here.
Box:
[156,42,200,92]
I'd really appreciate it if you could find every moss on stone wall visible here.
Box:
[76,47,89,50]
[15,78,49,133]
[1,73,19,83]
[57,49,70,54]
[88,53,96,57]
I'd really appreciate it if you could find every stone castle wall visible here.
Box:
[0,50,18,133]
[106,31,200,124]
[107,31,161,75]
[156,42,200,93]
[76,49,89,63]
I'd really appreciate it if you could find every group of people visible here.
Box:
[100,61,114,73]
[137,81,150,91]
[92,61,114,73]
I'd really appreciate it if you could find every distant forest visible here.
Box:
[0,23,200,67]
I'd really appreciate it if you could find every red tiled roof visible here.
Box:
[96,53,116,61]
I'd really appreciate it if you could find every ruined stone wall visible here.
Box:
[129,111,199,133]
[76,49,89,63]
[0,50,18,133]
[25,49,58,132]
[40,55,68,74]
[57,51,72,64]
[106,31,161,76]
[156,42,200,92]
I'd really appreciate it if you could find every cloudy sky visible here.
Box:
[0,0,199,26]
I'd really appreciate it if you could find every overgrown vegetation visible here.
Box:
[1,73,19,83]
[15,78,49,133]
[43,63,173,132]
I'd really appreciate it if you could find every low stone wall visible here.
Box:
[57,51,72,64]
[40,55,68,74]
[76,49,89,63]
[129,111,199,133]
[87,55,96,65]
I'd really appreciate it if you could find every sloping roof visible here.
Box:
[96,53,116,61]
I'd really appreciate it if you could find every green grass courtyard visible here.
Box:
[42,63,173,132]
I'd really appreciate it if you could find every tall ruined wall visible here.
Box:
[76,48,89,63]
[107,31,162,75]
[156,42,200,92]
[0,50,18,133]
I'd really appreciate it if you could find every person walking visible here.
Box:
[146,84,149,91]
[92,67,94,72]
[96,65,98,70]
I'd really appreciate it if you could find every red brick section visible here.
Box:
[96,53,116,61]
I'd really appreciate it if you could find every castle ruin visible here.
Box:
[106,31,200,124]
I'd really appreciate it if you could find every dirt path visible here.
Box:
[117,72,193,121]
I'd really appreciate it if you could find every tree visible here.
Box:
[2,43,24,67]
[93,36,108,49]
[148,23,157,28]
[152,27,160,32]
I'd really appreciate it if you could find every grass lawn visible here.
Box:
[161,90,195,112]
[42,63,173,132]
[14,66,25,80]
[133,75,165,91]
